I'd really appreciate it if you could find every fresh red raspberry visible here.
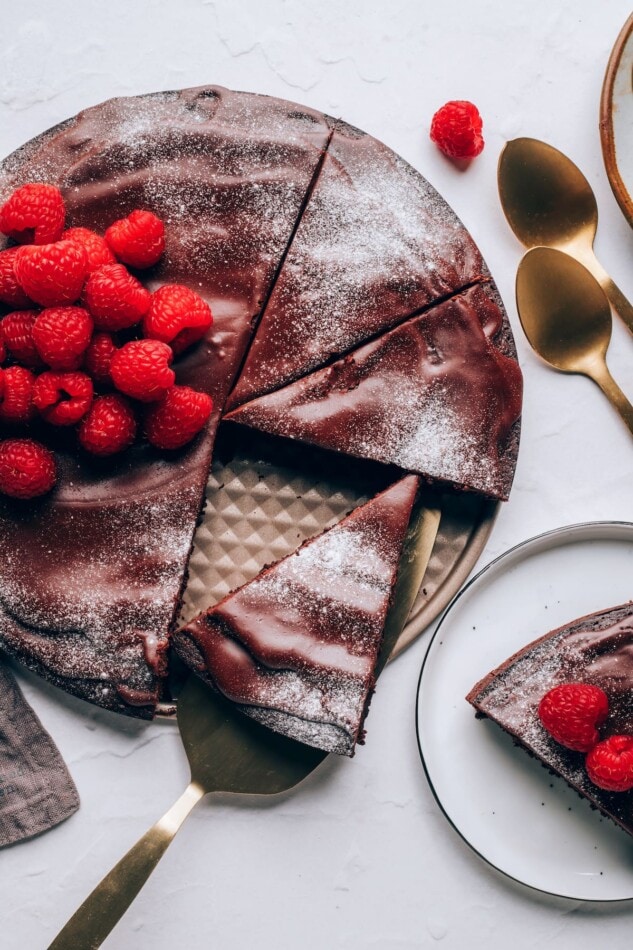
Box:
[63,227,115,273]
[33,371,93,426]
[144,385,213,449]
[0,183,65,245]
[0,330,5,365]
[0,366,35,423]
[585,735,633,792]
[105,210,165,269]
[0,438,56,498]
[32,306,93,371]
[143,284,213,354]
[110,340,175,402]
[78,393,136,456]
[0,248,34,308]
[83,332,117,386]
[538,683,609,753]
[84,263,151,331]
[1,310,42,367]
[430,101,484,160]
[14,239,88,307]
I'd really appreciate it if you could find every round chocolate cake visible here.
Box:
[0,86,522,721]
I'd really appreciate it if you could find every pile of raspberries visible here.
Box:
[0,183,214,499]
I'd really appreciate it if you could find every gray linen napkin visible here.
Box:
[0,659,79,847]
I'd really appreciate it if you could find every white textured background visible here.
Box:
[2,2,633,948]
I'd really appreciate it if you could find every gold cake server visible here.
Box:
[498,136,633,336]
[48,498,441,950]
[516,245,633,435]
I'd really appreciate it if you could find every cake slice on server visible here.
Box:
[225,284,523,502]
[174,475,420,755]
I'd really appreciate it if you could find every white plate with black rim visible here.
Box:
[416,521,633,902]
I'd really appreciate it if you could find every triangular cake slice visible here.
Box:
[225,123,488,412]
[467,603,633,838]
[174,475,420,755]
[0,86,330,717]
[225,284,523,501]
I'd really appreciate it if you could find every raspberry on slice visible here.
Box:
[84,263,151,331]
[32,306,93,371]
[1,310,42,367]
[0,247,34,308]
[105,210,165,269]
[84,332,117,386]
[0,438,56,498]
[33,371,93,426]
[63,227,116,273]
[110,340,175,402]
[144,385,213,449]
[14,239,88,307]
[430,100,484,160]
[143,284,213,354]
[538,683,609,753]
[78,393,137,456]
[0,365,35,423]
[585,735,633,792]
[0,183,65,245]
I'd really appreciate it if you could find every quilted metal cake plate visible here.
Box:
[180,425,498,660]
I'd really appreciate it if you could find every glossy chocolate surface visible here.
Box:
[226,125,487,411]
[174,476,420,754]
[468,603,633,837]
[226,284,523,501]
[0,86,330,716]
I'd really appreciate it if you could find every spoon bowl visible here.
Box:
[499,137,633,335]
[516,246,633,434]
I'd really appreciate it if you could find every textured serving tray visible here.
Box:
[180,425,498,660]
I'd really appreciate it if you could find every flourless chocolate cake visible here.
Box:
[467,603,633,837]
[0,85,522,722]
[174,476,420,755]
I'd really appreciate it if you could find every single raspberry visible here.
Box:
[84,332,117,385]
[63,227,116,273]
[1,310,42,367]
[430,101,484,160]
[143,284,213,354]
[144,385,213,449]
[14,239,88,307]
[0,248,34,308]
[110,340,175,402]
[33,371,93,426]
[78,393,136,456]
[0,438,56,498]
[32,306,93,371]
[0,183,65,245]
[105,210,165,269]
[83,263,151,331]
[0,331,5,365]
[585,735,633,792]
[0,365,35,423]
[538,683,609,753]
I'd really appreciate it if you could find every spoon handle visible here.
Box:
[583,255,633,336]
[48,781,205,950]
[588,359,633,435]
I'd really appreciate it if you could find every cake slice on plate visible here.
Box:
[174,474,420,755]
[225,284,523,501]
[467,602,633,838]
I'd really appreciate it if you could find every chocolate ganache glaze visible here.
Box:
[226,283,523,501]
[174,476,420,755]
[0,85,522,720]
[468,603,633,838]
[0,87,331,717]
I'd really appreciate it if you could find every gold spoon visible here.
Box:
[516,246,633,434]
[48,501,441,950]
[499,136,633,335]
